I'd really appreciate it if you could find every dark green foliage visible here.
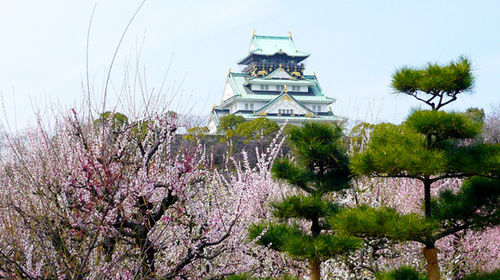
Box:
[184,126,209,142]
[406,110,481,141]
[222,273,298,280]
[284,233,361,259]
[218,114,246,132]
[463,269,500,280]
[349,110,500,240]
[271,159,310,190]
[271,194,340,220]
[249,222,360,260]
[432,177,500,230]
[218,114,246,141]
[352,56,498,280]
[351,110,499,179]
[222,274,254,280]
[392,57,474,110]
[274,122,351,195]
[287,122,346,170]
[463,107,486,124]
[235,117,279,143]
[351,122,447,177]
[375,266,427,280]
[248,223,304,251]
[249,122,361,279]
[332,176,500,245]
[444,144,500,177]
[331,206,438,242]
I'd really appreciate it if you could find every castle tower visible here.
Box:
[208,33,343,133]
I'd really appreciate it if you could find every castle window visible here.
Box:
[250,103,254,110]
[290,109,294,115]
[317,105,321,112]
[245,103,249,110]
[312,105,316,112]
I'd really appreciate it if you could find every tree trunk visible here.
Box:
[423,178,432,219]
[309,258,321,280]
[423,247,440,280]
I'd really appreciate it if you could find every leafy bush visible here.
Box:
[375,266,427,280]
[222,274,298,280]
[463,269,500,280]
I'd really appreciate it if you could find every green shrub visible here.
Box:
[221,274,298,280]
[375,266,427,280]
[463,269,500,280]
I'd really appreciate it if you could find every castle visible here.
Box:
[208,32,342,133]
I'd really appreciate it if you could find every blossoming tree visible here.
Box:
[0,110,298,279]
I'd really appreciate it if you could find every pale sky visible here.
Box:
[1,0,499,129]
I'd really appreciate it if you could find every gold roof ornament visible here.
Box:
[284,84,288,92]
[281,94,292,101]
[228,68,232,75]
[288,31,293,38]
[252,29,256,37]
[329,106,333,112]
[313,71,317,77]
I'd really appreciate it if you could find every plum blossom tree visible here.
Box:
[0,111,215,278]
[0,107,309,279]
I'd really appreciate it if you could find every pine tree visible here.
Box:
[332,57,500,280]
[249,122,361,280]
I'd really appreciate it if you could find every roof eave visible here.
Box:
[237,53,310,65]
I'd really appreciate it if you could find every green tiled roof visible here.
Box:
[227,72,248,96]
[238,35,310,64]
[250,35,310,57]
[226,72,334,103]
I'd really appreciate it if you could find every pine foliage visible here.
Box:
[392,56,474,110]
[331,206,438,242]
[347,57,500,280]
[248,122,361,280]
[431,176,500,230]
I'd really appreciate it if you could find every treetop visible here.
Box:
[392,56,474,110]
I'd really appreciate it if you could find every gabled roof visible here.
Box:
[255,91,314,114]
[264,67,294,80]
[238,35,310,64]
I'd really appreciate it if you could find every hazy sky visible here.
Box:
[1,0,499,128]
